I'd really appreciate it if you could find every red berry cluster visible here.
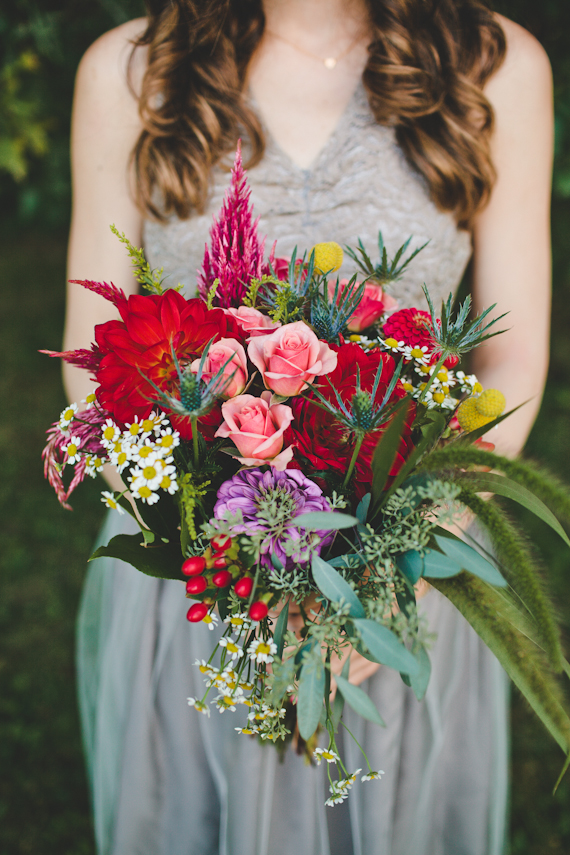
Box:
[182,535,270,623]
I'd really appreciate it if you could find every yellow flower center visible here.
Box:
[138,485,152,499]
[160,475,172,490]
[67,443,77,456]
[419,364,431,374]
[103,426,115,440]
[432,392,445,404]
[143,465,158,480]
[410,347,425,359]
[129,423,141,436]
[159,434,174,448]
[384,337,399,349]
[138,446,153,459]
[142,418,155,433]
[63,408,74,421]
[257,642,271,656]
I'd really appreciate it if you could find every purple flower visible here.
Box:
[213,468,333,568]
[198,143,265,308]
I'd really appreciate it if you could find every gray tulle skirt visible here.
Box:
[77,511,509,855]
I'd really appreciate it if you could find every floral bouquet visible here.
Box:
[43,148,570,803]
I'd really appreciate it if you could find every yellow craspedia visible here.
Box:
[456,397,490,432]
[475,388,506,418]
[311,241,344,275]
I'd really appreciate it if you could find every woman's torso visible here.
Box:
[143,82,472,306]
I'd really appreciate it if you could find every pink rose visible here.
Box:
[248,321,338,397]
[224,306,281,338]
[190,337,247,399]
[330,280,399,333]
[215,391,294,470]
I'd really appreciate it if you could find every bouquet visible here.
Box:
[43,147,570,804]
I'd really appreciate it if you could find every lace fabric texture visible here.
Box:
[77,82,507,855]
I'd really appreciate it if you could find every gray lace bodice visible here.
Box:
[143,83,472,307]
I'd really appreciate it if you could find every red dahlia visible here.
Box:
[382,308,434,349]
[94,290,242,438]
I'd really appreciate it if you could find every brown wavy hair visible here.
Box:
[133,0,505,229]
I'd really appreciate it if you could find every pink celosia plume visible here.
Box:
[198,142,265,308]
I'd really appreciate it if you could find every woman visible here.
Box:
[64,1,553,854]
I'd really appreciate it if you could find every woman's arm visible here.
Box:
[471,16,554,457]
[64,19,147,489]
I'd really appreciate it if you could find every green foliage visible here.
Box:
[110,224,166,294]
[344,232,429,287]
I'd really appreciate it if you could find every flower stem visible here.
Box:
[342,434,365,489]
[191,417,200,469]
[417,354,447,404]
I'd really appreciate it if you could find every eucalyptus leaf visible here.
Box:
[312,554,365,618]
[90,533,183,581]
[422,548,463,579]
[396,550,424,585]
[462,471,570,549]
[335,673,385,726]
[351,618,419,675]
[293,511,358,531]
[297,647,326,740]
[273,602,289,659]
[271,553,285,571]
[356,493,371,524]
[407,645,432,701]
[434,533,506,587]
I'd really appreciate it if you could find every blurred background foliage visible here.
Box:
[1,1,570,853]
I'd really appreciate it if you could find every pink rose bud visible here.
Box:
[330,280,398,333]
[190,338,247,399]
[224,306,281,338]
[247,321,338,398]
[215,391,294,470]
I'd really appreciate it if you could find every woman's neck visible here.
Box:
[262,0,370,48]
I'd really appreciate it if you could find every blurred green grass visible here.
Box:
[1,205,570,852]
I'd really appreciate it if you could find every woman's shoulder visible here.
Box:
[490,14,552,97]
[76,17,148,102]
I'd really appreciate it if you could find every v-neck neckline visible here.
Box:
[249,79,364,176]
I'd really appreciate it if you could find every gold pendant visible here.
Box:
[324,57,337,70]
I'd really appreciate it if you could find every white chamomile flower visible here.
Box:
[361,770,384,782]
[84,455,105,477]
[107,438,132,474]
[81,391,97,409]
[130,454,166,491]
[187,697,210,716]
[194,659,218,678]
[158,467,178,495]
[247,638,277,664]
[313,747,340,766]
[224,613,252,635]
[455,371,483,394]
[336,769,362,791]
[59,402,78,431]
[124,415,152,440]
[239,680,255,692]
[379,336,405,353]
[235,725,258,735]
[219,637,244,661]
[403,344,430,364]
[100,419,121,448]
[130,438,158,463]
[215,695,240,713]
[201,612,219,630]
[63,436,82,464]
[100,491,125,514]
[156,427,180,452]
[325,791,348,807]
[129,476,160,505]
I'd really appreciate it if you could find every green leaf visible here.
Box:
[217,594,229,622]
[407,644,432,701]
[396,550,423,584]
[293,511,358,531]
[462,471,570,549]
[434,533,507,587]
[297,647,326,740]
[334,673,385,726]
[355,493,371,524]
[90,533,183,581]
[422,548,463,579]
[268,657,296,704]
[370,402,411,503]
[350,618,419,675]
[331,656,350,729]
[312,554,365,618]
[431,574,570,754]
[273,602,289,660]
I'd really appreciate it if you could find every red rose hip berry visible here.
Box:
[249,601,269,621]
[212,570,232,588]
[181,556,206,577]
[212,554,227,569]
[211,534,232,552]
[187,602,209,622]
[185,576,207,595]
[234,577,254,599]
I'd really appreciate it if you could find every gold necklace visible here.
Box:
[265,29,365,70]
